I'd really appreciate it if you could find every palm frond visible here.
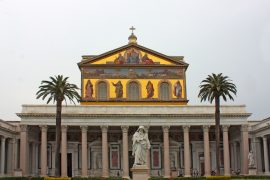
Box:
[36,75,81,105]
[198,73,237,103]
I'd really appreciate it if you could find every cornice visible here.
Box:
[17,113,251,118]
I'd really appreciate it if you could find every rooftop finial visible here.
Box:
[130,26,136,34]
[128,26,137,44]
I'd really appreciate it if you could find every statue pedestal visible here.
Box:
[131,165,149,180]
[249,167,257,175]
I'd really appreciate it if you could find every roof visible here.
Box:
[78,43,188,68]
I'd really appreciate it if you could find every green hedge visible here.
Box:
[230,176,270,179]
[0,178,44,180]
[71,178,100,180]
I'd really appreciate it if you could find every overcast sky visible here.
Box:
[0,0,269,121]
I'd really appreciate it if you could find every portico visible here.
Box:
[16,105,250,177]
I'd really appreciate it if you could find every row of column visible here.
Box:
[0,136,18,176]
[20,124,250,177]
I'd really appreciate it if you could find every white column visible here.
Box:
[183,125,191,177]
[81,126,88,177]
[1,137,6,175]
[61,125,68,177]
[20,125,28,176]
[40,125,48,176]
[241,125,249,175]
[263,136,269,174]
[11,138,17,174]
[223,125,230,176]
[101,126,109,178]
[163,126,170,178]
[145,126,151,176]
[121,126,129,179]
[203,125,211,176]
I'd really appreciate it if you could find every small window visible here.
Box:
[97,82,107,100]
[128,82,140,100]
[160,82,170,100]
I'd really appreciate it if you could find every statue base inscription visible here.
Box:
[131,165,149,180]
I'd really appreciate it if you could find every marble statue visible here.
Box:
[248,151,255,167]
[132,126,151,166]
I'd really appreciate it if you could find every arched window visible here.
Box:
[160,82,170,100]
[97,81,107,100]
[128,82,140,100]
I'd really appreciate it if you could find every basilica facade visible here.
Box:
[0,33,269,178]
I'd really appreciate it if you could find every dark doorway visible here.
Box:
[129,151,134,178]
[67,153,72,177]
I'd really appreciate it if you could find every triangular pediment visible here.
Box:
[78,44,188,67]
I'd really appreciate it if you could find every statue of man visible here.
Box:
[132,126,151,166]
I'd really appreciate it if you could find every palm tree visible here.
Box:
[198,73,236,175]
[36,75,80,177]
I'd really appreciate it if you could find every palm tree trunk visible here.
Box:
[55,100,62,177]
[215,96,221,175]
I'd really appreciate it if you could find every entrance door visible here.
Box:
[129,151,135,178]
[67,153,72,177]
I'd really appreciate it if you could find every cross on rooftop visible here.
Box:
[129,26,136,34]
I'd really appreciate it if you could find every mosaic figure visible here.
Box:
[173,81,182,98]
[146,81,154,98]
[114,53,125,64]
[85,80,93,99]
[112,81,123,98]
[141,54,154,65]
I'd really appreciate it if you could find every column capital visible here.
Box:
[39,125,48,132]
[80,126,88,133]
[263,136,268,141]
[121,126,129,133]
[183,125,190,133]
[61,125,68,132]
[101,125,108,133]
[144,125,150,133]
[222,125,230,132]
[241,124,249,132]
[20,125,28,132]
[162,126,170,133]
[10,138,16,144]
[203,125,210,132]
[1,136,6,142]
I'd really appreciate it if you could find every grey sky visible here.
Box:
[0,0,269,120]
